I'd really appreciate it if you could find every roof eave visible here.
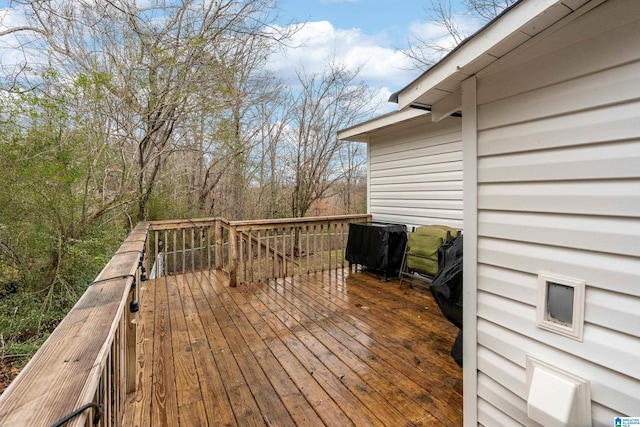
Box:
[337,109,430,142]
[395,0,590,111]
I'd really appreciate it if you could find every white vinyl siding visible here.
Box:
[473,0,640,424]
[369,115,463,230]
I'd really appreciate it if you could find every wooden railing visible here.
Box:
[228,215,370,285]
[146,218,221,277]
[0,222,150,427]
[0,214,370,426]
[146,214,371,286]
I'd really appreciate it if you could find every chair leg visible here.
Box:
[398,241,409,289]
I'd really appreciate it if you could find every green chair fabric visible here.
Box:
[399,224,461,288]
[414,225,458,241]
[406,233,443,276]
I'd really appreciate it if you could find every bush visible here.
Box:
[0,222,126,377]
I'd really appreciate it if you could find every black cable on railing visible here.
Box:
[49,402,101,427]
[139,254,147,282]
[111,250,144,257]
[87,274,136,287]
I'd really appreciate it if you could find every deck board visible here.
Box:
[189,272,265,426]
[152,276,179,426]
[262,275,440,425]
[182,273,238,426]
[123,269,463,426]
[250,278,419,426]
[170,275,201,408]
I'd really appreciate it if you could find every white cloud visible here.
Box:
[267,20,420,100]
[266,11,485,115]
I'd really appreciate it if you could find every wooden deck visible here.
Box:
[122,269,463,426]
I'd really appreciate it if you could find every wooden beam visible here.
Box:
[228,225,238,287]
[126,293,137,394]
[431,88,462,122]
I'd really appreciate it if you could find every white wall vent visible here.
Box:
[526,356,591,427]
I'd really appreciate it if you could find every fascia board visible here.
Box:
[337,109,429,142]
[397,0,563,110]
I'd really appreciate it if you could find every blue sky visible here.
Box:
[270,0,475,112]
[277,0,431,47]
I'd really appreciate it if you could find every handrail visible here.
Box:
[228,213,370,227]
[0,222,149,427]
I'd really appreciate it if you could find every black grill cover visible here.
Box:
[345,222,407,276]
[451,330,463,367]
[430,234,463,330]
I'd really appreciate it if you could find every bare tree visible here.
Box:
[285,61,379,218]
[1,0,292,221]
[338,140,367,214]
[405,0,516,69]
[251,77,295,219]
[209,32,282,219]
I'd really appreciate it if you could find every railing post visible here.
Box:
[145,237,151,279]
[215,219,222,270]
[239,231,246,283]
[126,290,137,393]
[229,224,238,287]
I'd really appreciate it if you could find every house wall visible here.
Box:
[368,115,463,230]
[471,0,640,424]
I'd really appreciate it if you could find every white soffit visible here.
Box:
[397,0,590,110]
[337,109,430,142]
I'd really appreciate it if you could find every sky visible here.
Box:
[270,0,474,113]
[0,0,476,114]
